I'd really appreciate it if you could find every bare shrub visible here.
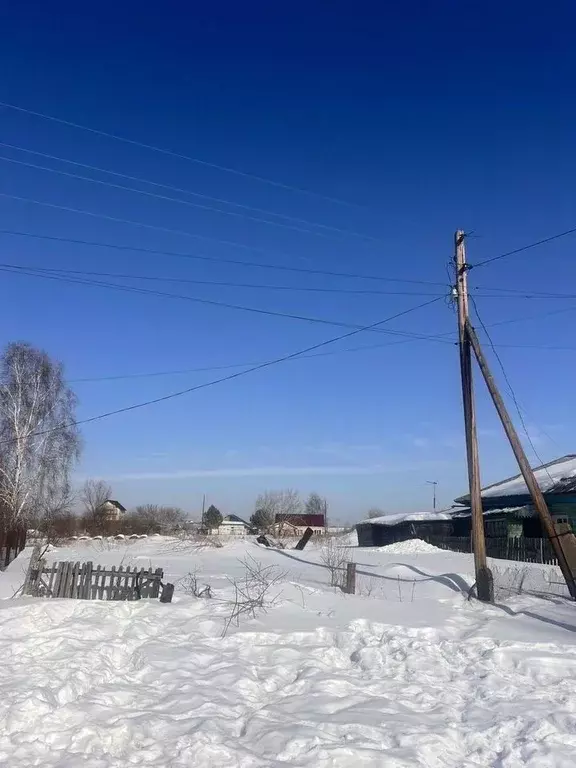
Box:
[320,536,352,588]
[166,530,223,554]
[491,564,570,601]
[181,571,213,599]
[222,555,286,636]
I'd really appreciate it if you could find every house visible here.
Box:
[212,515,251,537]
[453,455,576,538]
[355,455,576,548]
[98,499,127,522]
[273,513,326,537]
[356,510,455,547]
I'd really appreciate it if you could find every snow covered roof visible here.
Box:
[451,505,530,519]
[455,455,576,503]
[358,510,455,526]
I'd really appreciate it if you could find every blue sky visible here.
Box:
[1,2,575,521]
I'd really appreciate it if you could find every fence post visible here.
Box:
[160,582,174,603]
[345,562,356,595]
[22,544,42,595]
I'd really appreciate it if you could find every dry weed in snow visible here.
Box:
[222,555,286,637]
[320,536,352,588]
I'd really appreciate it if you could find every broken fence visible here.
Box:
[23,547,173,601]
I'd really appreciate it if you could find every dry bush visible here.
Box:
[320,536,352,588]
[181,571,213,599]
[491,564,570,601]
[222,555,286,636]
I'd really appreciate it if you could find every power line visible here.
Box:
[0,263,454,344]
[0,228,448,287]
[0,153,373,243]
[0,100,367,210]
[0,297,444,443]
[0,257,564,299]
[6,262,572,388]
[73,337,576,385]
[472,226,576,269]
[488,303,576,328]
[69,336,447,383]
[0,142,381,243]
[2,262,450,297]
[0,191,312,257]
[470,295,560,476]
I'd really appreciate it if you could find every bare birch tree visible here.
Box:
[0,342,81,530]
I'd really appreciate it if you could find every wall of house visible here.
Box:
[213,524,247,536]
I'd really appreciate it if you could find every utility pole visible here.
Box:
[201,493,206,525]
[454,230,493,602]
[466,321,576,599]
[426,481,438,511]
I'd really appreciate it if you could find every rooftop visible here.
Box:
[455,455,576,504]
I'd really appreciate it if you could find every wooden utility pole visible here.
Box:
[454,230,493,601]
[466,321,576,599]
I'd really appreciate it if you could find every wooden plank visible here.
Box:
[84,562,93,599]
[46,563,57,597]
[66,562,75,597]
[117,565,124,600]
[92,565,101,599]
[109,565,117,601]
[35,560,46,596]
[152,568,163,598]
[76,562,85,599]
[124,566,133,600]
[72,562,81,598]
[52,562,64,597]
[139,569,148,598]
[137,567,145,598]
[98,565,106,600]
[62,562,73,598]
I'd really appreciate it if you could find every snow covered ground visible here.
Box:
[1,535,576,767]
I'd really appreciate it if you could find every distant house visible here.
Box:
[356,455,576,547]
[453,454,576,538]
[356,511,454,547]
[273,513,326,537]
[98,500,127,522]
[212,515,251,537]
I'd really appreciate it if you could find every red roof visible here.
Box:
[276,514,325,527]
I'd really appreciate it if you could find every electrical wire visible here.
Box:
[469,295,561,478]
[0,154,372,242]
[0,143,382,243]
[69,336,447,383]
[0,263,455,344]
[0,100,368,210]
[0,259,498,297]
[0,228,448,287]
[1,259,564,299]
[0,296,444,443]
[471,226,576,269]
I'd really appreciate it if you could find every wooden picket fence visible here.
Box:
[23,547,173,601]
[424,535,560,565]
